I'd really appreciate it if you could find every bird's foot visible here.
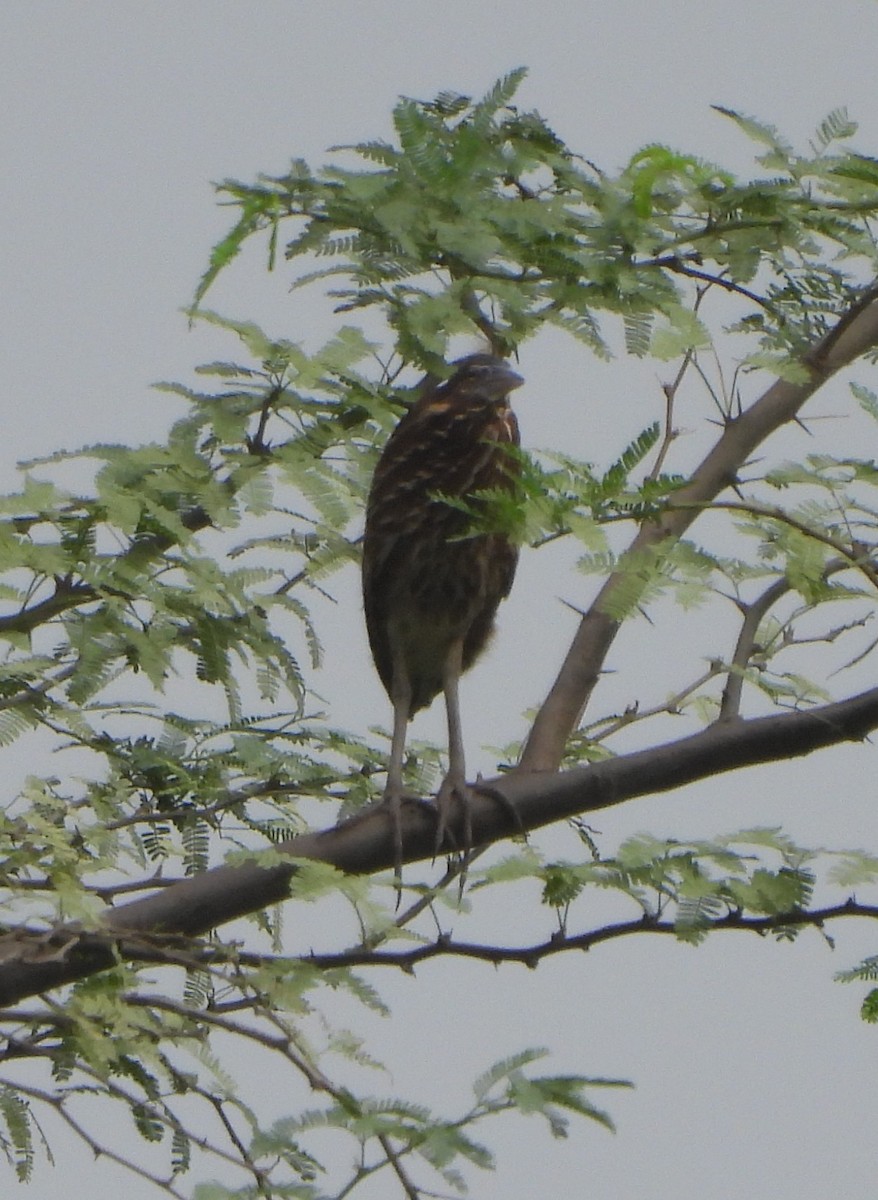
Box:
[434,774,524,897]
[434,774,522,856]
[433,773,473,898]
[433,772,470,859]
[381,787,423,907]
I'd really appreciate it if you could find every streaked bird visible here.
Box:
[362,353,523,882]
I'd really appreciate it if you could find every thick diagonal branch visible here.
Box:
[0,683,876,1006]
[519,287,878,771]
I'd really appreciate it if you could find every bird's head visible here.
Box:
[447,354,524,401]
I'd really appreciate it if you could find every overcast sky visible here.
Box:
[3,3,878,1198]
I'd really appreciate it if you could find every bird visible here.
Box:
[362,353,523,885]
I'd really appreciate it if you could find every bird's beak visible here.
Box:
[496,366,524,393]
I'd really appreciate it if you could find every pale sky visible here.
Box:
[2,3,878,1198]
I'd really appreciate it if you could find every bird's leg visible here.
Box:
[385,697,409,885]
[384,646,412,901]
[435,641,524,879]
[386,699,409,797]
[435,637,469,860]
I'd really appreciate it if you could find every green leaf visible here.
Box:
[473,1048,549,1101]
[712,106,795,160]
[0,1088,36,1182]
[649,306,712,359]
[851,381,878,421]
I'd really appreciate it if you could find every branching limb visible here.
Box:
[717,556,875,720]
[0,501,214,637]
[718,577,793,720]
[644,254,782,318]
[584,662,725,741]
[519,285,878,771]
[10,896,873,988]
[5,1074,238,1200]
[647,355,689,484]
[0,579,96,637]
[685,499,878,588]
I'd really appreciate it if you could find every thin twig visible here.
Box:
[300,899,878,972]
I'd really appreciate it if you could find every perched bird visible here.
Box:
[362,353,523,879]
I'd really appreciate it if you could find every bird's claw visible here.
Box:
[384,774,521,907]
[381,788,433,908]
[434,776,521,857]
[433,774,471,860]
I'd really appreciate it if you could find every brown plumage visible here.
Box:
[362,353,523,876]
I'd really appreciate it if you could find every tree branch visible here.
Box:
[1,684,877,1006]
[718,577,792,721]
[0,506,213,636]
[519,286,878,771]
[301,899,878,971]
[716,555,868,721]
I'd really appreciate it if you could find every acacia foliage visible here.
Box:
[2,70,878,1197]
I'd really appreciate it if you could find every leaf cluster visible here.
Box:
[200,79,878,369]
[527,826,819,942]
